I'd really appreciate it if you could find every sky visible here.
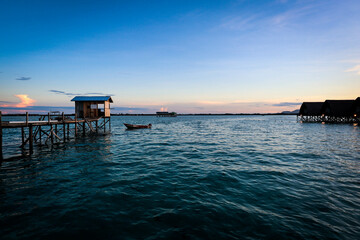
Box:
[0,0,359,114]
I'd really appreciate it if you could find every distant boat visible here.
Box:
[156,111,177,117]
[124,123,152,129]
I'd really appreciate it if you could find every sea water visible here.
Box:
[0,115,359,239]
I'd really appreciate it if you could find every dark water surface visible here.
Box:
[1,115,359,239]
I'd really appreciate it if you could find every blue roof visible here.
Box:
[71,96,113,102]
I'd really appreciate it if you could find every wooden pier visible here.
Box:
[0,95,114,160]
[0,111,110,160]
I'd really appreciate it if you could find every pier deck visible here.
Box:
[0,111,111,160]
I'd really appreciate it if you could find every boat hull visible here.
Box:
[124,123,152,129]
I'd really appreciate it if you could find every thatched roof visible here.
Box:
[299,102,323,116]
[321,100,354,116]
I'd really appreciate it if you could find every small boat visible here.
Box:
[124,123,152,129]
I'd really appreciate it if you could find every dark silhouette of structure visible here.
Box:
[298,97,360,123]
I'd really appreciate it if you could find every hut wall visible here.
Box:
[75,102,84,118]
[83,102,100,118]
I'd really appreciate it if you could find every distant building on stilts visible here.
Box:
[298,97,360,123]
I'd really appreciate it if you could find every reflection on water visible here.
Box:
[0,115,359,239]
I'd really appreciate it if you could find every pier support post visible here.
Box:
[48,112,50,124]
[109,118,111,132]
[0,111,3,161]
[39,126,42,144]
[67,123,69,139]
[29,124,33,155]
[104,119,106,133]
[55,124,58,139]
[82,122,86,136]
[50,125,54,145]
[21,127,25,147]
[26,112,29,126]
[62,112,66,143]
[75,113,78,137]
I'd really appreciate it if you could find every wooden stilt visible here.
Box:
[50,125,54,145]
[26,112,29,126]
[67,123,70,139]
[104,119,106,133]
[0,111,3,161]
[29,124,33,155]
[75,113,78,137]
[62,112,66,143]
[39,126,42,144]
[21,127,25,147]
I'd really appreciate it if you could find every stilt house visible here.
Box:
[321,100,354,117]
[71,96,113,118]
[299,102,323,116]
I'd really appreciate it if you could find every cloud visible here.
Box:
[14,95,36,107]
[345,64,360,75]
[0,100,13,104]
[272,102,302,107]
[0,95,36,109]
[16,77,31,81]
[49,90,114,96]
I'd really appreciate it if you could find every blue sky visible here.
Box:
[1,0,359,113]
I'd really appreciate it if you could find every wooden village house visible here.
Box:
[71,96,113,118]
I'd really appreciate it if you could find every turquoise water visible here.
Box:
[1,115,359,239]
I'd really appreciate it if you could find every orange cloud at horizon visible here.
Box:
[14,95,36,107]
[0,95,36,108]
